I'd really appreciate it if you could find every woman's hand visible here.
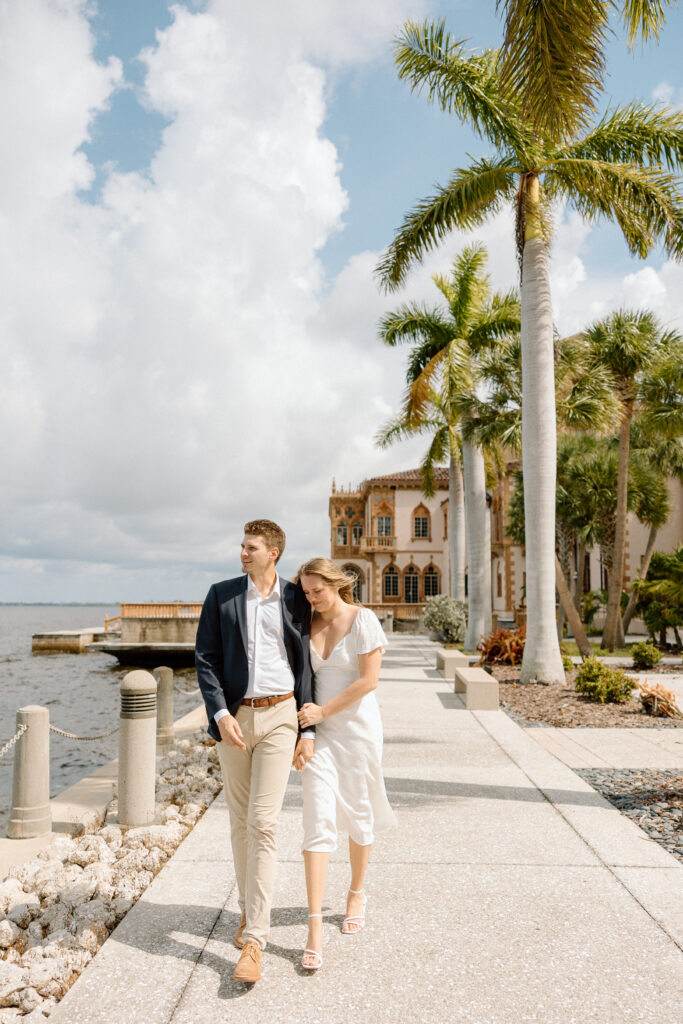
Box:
[297,702,325,728]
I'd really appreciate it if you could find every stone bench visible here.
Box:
[454,666,499,710]
[435,647,469,675]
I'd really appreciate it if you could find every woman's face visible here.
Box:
[300,574,338,613]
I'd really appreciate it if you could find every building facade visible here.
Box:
[329,469,450,619]
[329,465,683,629]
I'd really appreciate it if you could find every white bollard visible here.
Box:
[153,666,175,754]
[8,705,51,839]
[118,670,157,828]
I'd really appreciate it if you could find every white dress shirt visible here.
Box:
[215,574,311,736]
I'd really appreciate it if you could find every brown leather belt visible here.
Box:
[240,691,294,709]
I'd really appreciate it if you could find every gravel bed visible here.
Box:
[575,769,683,864]
[491,667,682,729]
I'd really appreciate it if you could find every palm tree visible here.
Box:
[464,327,620,657]
[377,243,519,646]
[497,0,676,141]
[375,20,683,682]
[581,311,683,648]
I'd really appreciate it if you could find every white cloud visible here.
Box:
[1,0,435,600]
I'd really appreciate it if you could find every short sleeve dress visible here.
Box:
[301,606,396,852]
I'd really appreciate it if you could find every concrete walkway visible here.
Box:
[49,635,682,1024]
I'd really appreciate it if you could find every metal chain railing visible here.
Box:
[0,723,27,760]
[49,723,119,742]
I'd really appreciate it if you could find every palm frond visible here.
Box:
[395,20,526,153]
[497,0,608,140]
[449,242,490,335]
[468,289,521,350]
[558,364,622,432]
[376,157,518,291]
[638,347,683,438]
[629,452,672,528]
[374,411,440,449]
[378,304,454,349]
[545,158,683,260]
[420,424,450,496]
[558,102,683,170]
[621,0,675,46]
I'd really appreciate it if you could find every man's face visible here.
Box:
[240,534,278,575]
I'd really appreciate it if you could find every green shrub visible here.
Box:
[561,652,574,673]
[423,595,468,643]
[575,657,635,704]
[630,640,661,671]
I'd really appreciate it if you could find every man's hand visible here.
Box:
[218,714,246,749]
[292,737,314,771]
[297,702,324,728]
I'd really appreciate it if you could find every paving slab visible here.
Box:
[46,634,682,1024]
[527,726,683,769]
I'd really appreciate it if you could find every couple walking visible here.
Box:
[195,518,395,983]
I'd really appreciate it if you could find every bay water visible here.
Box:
[0,605,202,836]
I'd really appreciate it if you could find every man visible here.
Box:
[195,519,315,983]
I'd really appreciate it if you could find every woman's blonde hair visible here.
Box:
[296,557,359,605]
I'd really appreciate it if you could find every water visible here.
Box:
[0,606,202,836]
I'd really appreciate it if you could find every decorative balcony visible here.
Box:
[360,535,397,552]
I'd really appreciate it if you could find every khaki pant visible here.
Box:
[216,697,298,949]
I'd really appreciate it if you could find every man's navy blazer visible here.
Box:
[195,574,314,742]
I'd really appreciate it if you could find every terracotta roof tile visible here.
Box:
[365,467,449,487]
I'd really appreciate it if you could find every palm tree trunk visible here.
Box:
[575,541,586,613]
[449,451,466,601]
[519,182,565,685]
[602,402,633,650]
[462,440,491,651]
[622,524,659,634]
[555,554,592,659]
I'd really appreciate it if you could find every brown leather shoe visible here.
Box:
[233,940,262,983]
[234,911,246,949]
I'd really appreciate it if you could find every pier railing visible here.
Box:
[120,602,203,619]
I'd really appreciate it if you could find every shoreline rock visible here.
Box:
[0,730,222,1021]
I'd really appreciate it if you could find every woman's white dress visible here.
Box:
[302,606,395,852]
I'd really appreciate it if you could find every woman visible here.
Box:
[294,557,395,971]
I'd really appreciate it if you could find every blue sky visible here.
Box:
[82,1,683,280]
[1,0,683,600]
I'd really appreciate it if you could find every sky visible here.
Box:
[2,0,683,602]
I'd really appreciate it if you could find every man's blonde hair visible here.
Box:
[243,519,286,564]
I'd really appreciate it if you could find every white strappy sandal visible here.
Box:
[342,888,367,934]
[301,913,323,970]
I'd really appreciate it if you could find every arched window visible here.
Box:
[343,565,363,603]
[383,565,399,598]
[352,520,363,544]
[336,521,348,546]
[412,503,431,540]
[377,515,392,537]
[404,565,419,603]
[424,565,440,597]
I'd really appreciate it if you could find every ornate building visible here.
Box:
[329,468,450,620]
[330,464,683,629]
